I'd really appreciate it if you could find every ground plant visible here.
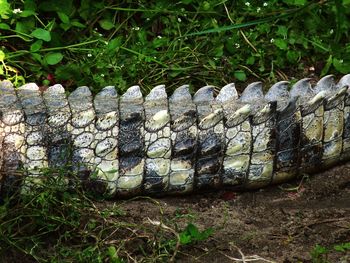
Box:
[0,171,214,262]
[0,0,349,92]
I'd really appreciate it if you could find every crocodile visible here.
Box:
[0,74,349,198]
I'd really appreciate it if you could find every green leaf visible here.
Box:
[197,228,213,241]
[287,50,299,63]
[0,0,10,19]
[208,59,216,70]
[321,55,333,76]
[234,70,247,81]
[0,50,5,62]
[20,10,36,17]
[31,53,42,62]
[30,40,43,52]
[31,28,51,42]
[107,37,122,51]
[333,58,350,74]
[99,19,115,30]
[107,246,121,263]
[187,223,200,238]
[274,39,288,50]
[44,52,63,65]
[0,23,10,30]
[57,12,70,24]
[179,232,192,245]
[276,26,288,38]
[334,242,350,252]
[60,23,71,31]
[16,20,35,34]
[71,20,86,28]
[213,44,224,57]
[246,56,255,65]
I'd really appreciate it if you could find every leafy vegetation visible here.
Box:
[0,0,349,92]
[310,243,350,263]
[0,172,214,262]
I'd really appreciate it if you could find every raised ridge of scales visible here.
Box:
[0,74,349,198]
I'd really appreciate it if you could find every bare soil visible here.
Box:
[116,164,350,262]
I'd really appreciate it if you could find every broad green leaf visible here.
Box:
[31,28,51,42]
[16,19,35,34]
[99,19,115,30]
[107,246,120,263]
[246,56,255,65]
[234,70,247,81]
[0,23,10,30]
[20,10,36,17]
[107,37,122,51]
[60,23,71,31]
[333,58,350,74]
[202,1,211,10]
[71,20,86,28]
[31,53,42,62]
[0,0,10,19]
[30,40,43,52]
[44,52,63,65]
[276,26,288,37]
[0,50,5,61]
[274,39,288,50]
[179,232,191,245]
[187,223,200,237]
[57,12,70,24]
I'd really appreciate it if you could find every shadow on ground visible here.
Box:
[113,164,350,262]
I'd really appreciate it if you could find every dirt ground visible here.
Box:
[116,164,350,262]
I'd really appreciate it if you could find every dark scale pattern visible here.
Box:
[43,85,72,170]
[342,93,350,160]
[0,74,349,198]
[117,86,144,196]
[193,86,224,190]
[272,98,301,184]
[299,96,325,174]
[169,85,197,193]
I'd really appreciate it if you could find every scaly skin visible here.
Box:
[0,74,349,198]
